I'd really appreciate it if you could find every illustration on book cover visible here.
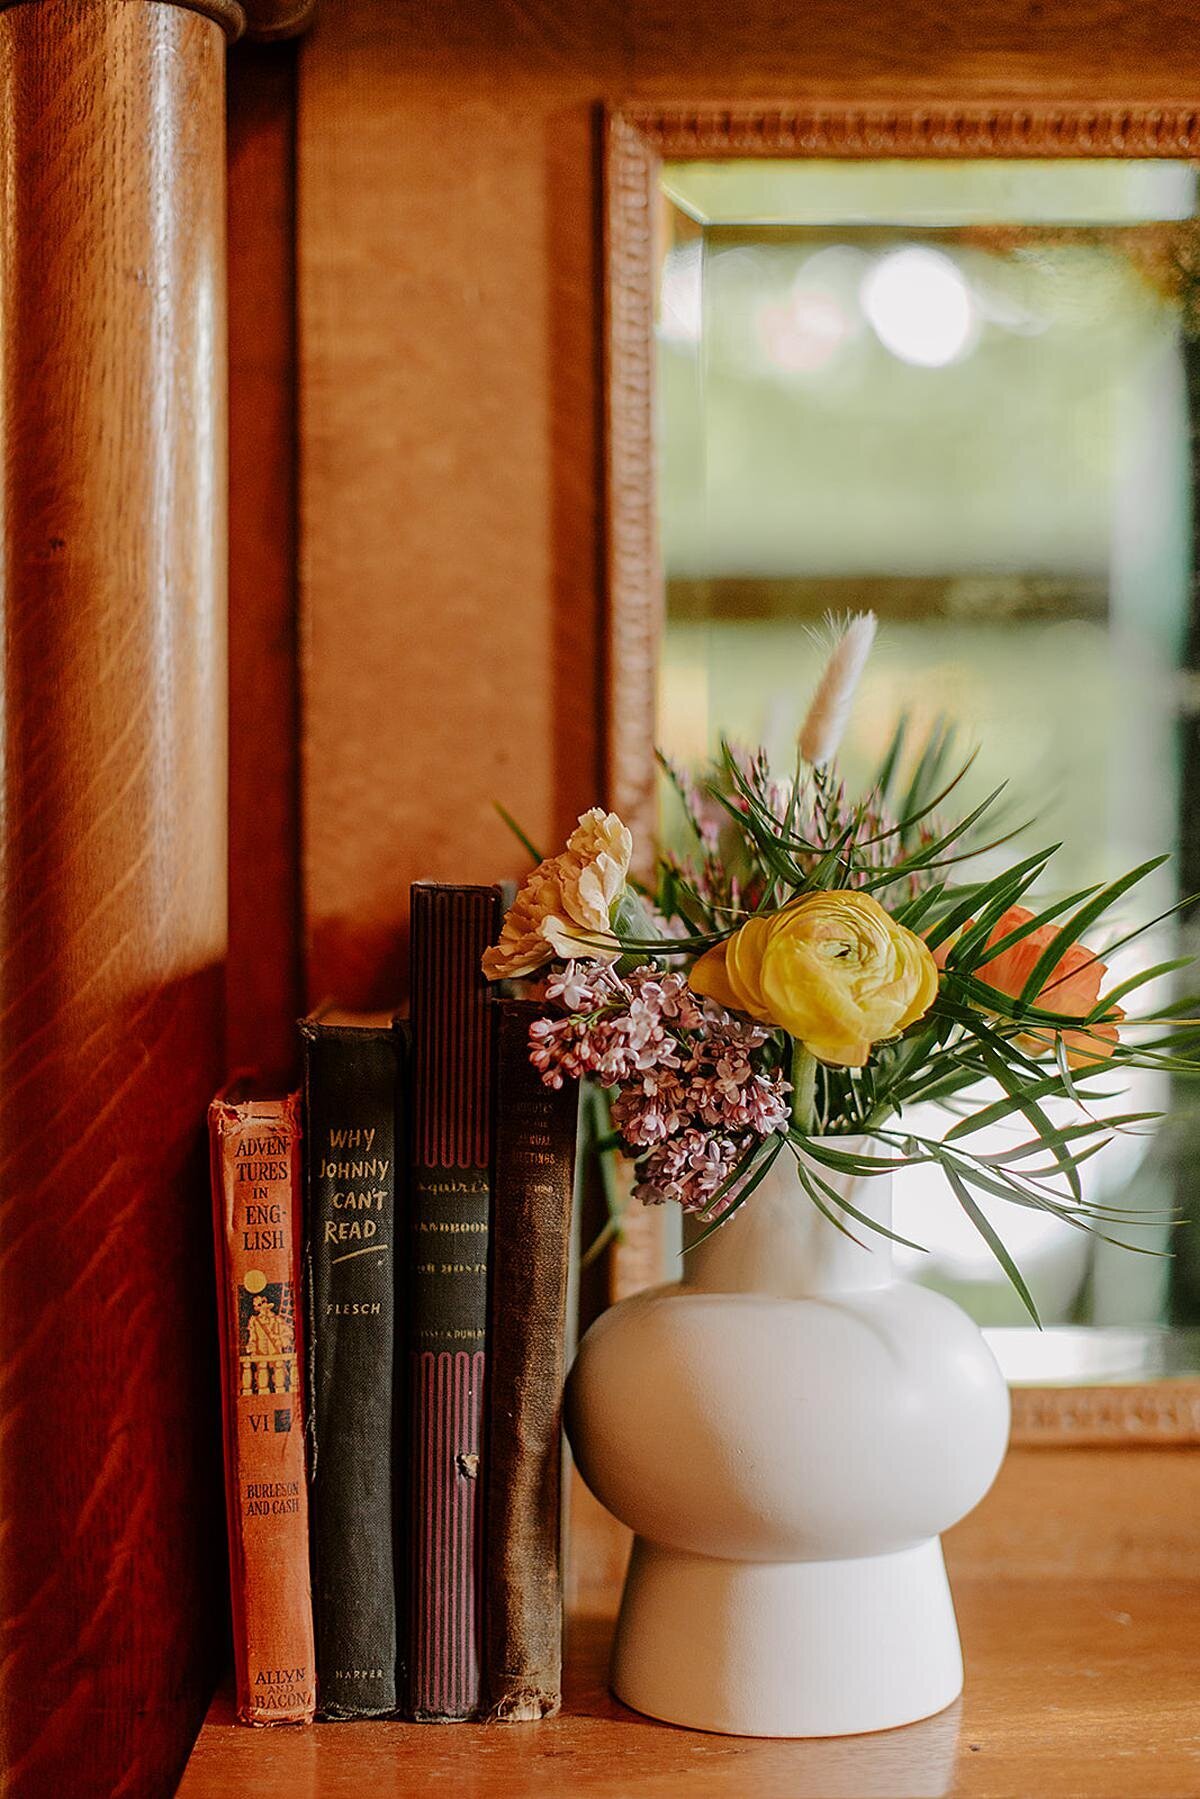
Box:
[239,1274,297,1404]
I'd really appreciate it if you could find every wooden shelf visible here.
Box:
[180,1571,1200,1796]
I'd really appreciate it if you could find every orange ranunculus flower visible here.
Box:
[973,904,1124,1068]
[690,889,939,1068]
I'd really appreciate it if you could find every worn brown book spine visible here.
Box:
[484,999,579,1721]
[209,1085,316,1726]
[407,882,501,1720]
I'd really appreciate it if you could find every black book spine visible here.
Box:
[301,1021,401,1719]
[407,883,500,1721]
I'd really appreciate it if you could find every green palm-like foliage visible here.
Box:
[635,722,1200,1318]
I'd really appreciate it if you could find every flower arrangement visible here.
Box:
[483,614,1199,1319]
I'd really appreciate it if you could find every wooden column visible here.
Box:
[0,4,237,1794]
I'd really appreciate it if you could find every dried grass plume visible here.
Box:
[798,612,878,766]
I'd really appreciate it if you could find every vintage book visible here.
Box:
[300,1009,402,1720]
[484,999,580,1721]
[209,1083,316,1726]
[407,882,501,1720]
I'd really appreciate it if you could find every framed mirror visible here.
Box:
[604,103,1200,1442]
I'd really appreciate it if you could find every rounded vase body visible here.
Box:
[565,1140,1011,1737]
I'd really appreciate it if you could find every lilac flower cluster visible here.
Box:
[529,961,790,1214]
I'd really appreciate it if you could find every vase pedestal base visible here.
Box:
[610,1535,964,1738]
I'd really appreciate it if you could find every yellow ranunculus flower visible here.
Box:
[690,890,939,1068]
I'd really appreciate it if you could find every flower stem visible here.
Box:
[790,1039,818,1133]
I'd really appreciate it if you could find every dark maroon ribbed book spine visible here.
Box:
[406,882,501,1720]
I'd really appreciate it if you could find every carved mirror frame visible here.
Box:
[604,101,1200,1448]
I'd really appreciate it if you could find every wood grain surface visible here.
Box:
[180,1467,1200,1796]
[298,1,1200,1009]
[0,5,229,1795]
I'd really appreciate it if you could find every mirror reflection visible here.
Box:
[655,158,1200,1371]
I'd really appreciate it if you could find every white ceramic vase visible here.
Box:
[565,1138,1011,1737]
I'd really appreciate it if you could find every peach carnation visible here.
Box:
[482,808,633,981]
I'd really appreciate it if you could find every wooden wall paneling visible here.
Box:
[625,6,1200,105]
[227,42,304,1082]
[0,3,235,1794]
[297,10,626,1007]
[946,1445,1200,1581]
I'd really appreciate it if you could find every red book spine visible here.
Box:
[407,883,500,1720]
[209,1085,316,1725]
